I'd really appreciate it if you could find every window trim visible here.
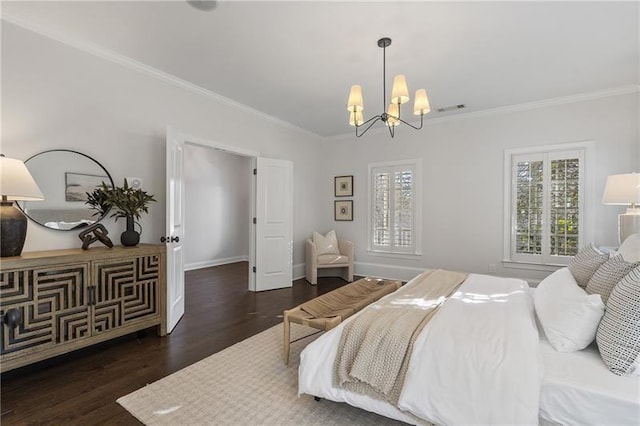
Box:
[502,141,594,267]
[367,159,422,256]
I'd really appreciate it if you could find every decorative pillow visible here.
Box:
[596,267,640,376]
[630,355,640,376]
[313,230,340,255]
[567,244,609,288]
[618,233,640,263]
[534,267,605,352]
[586,255,640,304]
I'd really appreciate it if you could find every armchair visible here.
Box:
[306,238,354,285]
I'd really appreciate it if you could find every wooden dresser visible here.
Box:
[0,244,166,372]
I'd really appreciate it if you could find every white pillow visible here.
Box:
[534,267,605,352]
[313,230,340,255]
[618,233,640,262]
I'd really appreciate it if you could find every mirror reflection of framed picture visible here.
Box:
[334,175,353,197]
[335,200,353,221]
[65,172,111,202]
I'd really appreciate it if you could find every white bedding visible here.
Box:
[538,321,640,425]
[299,273,640,425]
[299,273,541,425]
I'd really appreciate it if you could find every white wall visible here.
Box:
[1,21,325,269]
[323,92,639,283]
[184,144,251,269]
[2,20,638,285]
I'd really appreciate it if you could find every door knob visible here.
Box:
[161,236,180,243]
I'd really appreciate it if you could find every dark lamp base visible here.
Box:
[1,201,28,257]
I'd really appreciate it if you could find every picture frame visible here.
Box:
[65,172,112,202]
[334,200,353,221]
[334,175,354,197]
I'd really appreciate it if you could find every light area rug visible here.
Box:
[117,323,406,425]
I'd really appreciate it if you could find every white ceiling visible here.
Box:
[2,1,639,137]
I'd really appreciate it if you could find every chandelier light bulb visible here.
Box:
[349,111,364,126]
[347,85,364,112]
[386,103,400,126]
[391,75,410,105]
[413,89,431,115]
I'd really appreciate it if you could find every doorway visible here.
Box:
[165,128,293,333]
[183,144,252,273]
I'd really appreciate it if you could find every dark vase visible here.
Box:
[121,216,140,247]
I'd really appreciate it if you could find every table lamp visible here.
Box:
[602,172,640,245]
[0,155,44,257]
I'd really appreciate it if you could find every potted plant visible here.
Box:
[86,179,156,247]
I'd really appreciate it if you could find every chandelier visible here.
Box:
[347,37,431,138]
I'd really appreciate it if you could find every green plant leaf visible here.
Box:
[84,178,156,221]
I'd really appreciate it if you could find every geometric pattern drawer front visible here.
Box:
[93,255,159,335]
[0,264,89,356]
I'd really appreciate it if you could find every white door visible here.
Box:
[255,158,293,291]
[165,127,185,333]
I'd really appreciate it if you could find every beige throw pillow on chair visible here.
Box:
[313,230,340,255]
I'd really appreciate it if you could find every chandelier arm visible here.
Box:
[359,114,382,127]
[388,124,395,138]
[397,114,424,130]
[355,115,383,138]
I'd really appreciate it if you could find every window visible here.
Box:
[504,143,591,266]
[368,160,421,255]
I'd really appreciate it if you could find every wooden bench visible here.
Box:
[283,277,401,364]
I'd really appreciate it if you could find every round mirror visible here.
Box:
[19,149,114,231]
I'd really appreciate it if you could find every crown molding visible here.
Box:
[436,85,639,123]
[1,13,322,140]
[328,84,639,141]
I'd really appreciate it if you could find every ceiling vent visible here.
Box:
[436,104,466,113]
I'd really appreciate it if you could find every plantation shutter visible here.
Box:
[373,171,391,246]
[510,149,584,264]
[371,163,416,253]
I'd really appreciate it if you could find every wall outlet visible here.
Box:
[488,264,497,274]
[126,177,142,189]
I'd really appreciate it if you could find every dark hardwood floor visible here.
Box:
[1,262,352,425]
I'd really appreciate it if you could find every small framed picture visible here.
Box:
[334,175,354,197]
[335,200,353,221]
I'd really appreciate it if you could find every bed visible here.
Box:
[298,269,640,425]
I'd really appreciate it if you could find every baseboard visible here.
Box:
[294,261,425,283]
[295,261,542,286]
[185,255,249,272]
[354,262,425,282]
[293,263,306,281]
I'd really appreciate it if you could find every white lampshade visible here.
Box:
[391,75,409,105]
[349,111,364,126]
[347,85,364,112]
[0,156,44,201]
[413,89,431,115]
[602,173,640,206]
[386,103,400,127]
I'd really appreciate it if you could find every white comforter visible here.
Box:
[299,273,542,425]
